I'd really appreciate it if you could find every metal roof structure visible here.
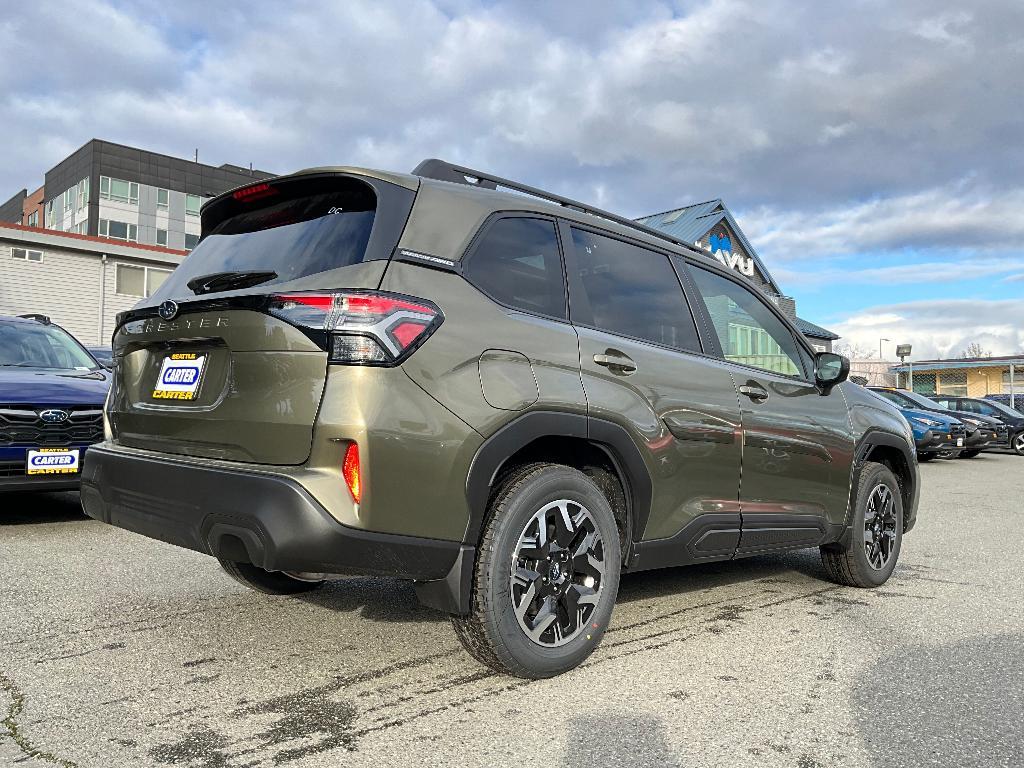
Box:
[793,316,840,341]
[890,355,1024,372]
[637,199,783,295]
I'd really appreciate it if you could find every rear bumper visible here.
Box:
[80,445,469,597]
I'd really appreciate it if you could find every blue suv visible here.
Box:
[0,315,110,492]
[865,389,966,461]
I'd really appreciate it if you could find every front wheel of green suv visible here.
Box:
[820,461,903,588]
[218,559,326,595]
[452,464,621,679]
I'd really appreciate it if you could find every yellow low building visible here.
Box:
[891,355,1023,399]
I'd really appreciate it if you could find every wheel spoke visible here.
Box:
[528,597,559,642]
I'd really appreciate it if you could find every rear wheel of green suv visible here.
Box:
[218,559,326,595]
[452,464,621,679]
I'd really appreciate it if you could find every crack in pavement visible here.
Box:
[0,670,78,768]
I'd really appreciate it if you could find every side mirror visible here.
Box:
[814,352,850,394]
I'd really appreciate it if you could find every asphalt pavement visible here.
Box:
[1,453,1022,767]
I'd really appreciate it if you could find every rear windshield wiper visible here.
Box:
[187,270,278,295]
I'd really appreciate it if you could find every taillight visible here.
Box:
[232,182,278,202]
[267,290,442,365]
[342,442,361,503]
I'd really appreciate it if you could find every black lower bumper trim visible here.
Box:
[80,446,464,584]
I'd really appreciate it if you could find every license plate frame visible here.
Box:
[26,447,81,475]
[152,353,207,401]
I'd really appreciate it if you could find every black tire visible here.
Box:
[820,462,903,588]
[916,453,935,462]
[452,463,621,679]
[959,449,982,459]
[1012,431,1024,457]
[218,559,325,595]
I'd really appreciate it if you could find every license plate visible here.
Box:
[26,447,80,475]
[152,353,207,401]
[957,438,964,447]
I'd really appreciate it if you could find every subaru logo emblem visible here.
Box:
[158,300,179,321]
[39,409,69,424]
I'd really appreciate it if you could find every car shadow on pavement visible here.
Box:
[294,547,832,625]
[617,546,831,605]
[1,491,88,525]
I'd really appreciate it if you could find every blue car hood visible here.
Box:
[0,368,110,406]
[902,407,957,427]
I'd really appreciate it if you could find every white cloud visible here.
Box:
[832,299,1024,359]
[742,181,1024,262]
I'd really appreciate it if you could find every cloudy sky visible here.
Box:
[2,0,1022,358]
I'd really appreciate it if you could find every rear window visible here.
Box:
[153,176,379,298]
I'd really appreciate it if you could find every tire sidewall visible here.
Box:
[482,468,621,677]
[850,464,904,586]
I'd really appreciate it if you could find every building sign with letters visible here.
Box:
[697,229,756,278]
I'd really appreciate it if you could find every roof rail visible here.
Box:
[411,158,705,258]
[18,313,50,324]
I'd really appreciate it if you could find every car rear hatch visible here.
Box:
[107,171,418,465]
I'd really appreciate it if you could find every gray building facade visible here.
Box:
[16,139,273,251]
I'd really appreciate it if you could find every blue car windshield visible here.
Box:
[0,322,98,370]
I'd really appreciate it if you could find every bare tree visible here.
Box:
[834,341,875,359]
[959,343,992,359]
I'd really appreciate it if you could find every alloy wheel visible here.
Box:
[1014,432,1024,455]
[510,499,606,647]
[863,483,898,570]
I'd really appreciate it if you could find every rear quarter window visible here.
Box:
[463,216,567,319]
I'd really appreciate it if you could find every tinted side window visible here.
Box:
[569,228,700,351]
[465,217,566,318]
[688,266,806,377]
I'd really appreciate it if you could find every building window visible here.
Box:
[27,211,39,228]
[185,194,202,216]
[63,189,73,213]
[12,248,43,262]
[99,176,139,205]
[156,228,168,247]
[45,199,55,228]
[147,268,170,296]
[184,233,199,251]
[157,188,169,210]
[99,218,138,242]
[77,178,89,210]
[115,264,171,297]
[936,370,968,397]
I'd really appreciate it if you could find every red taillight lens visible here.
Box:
[342,442,361,503]
[268,290,442,366]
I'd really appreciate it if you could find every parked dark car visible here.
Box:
[86,345,114,368]
[933,396,1024,456]
[868,387,1007,457]
[984,394,1024,413]
[0,314,110,491]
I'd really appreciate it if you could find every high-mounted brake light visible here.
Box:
[232,182,278,202]
[342,442,361,503]
[267,290,442,365]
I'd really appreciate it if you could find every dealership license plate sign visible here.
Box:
[152,353,207,400]
[27,447,80,475]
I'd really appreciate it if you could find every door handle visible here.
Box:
[739,384,769,402]
[593,353,637,374]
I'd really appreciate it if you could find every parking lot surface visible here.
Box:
[1,453,1022,768]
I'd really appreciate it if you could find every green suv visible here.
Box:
[81,160,919,678]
